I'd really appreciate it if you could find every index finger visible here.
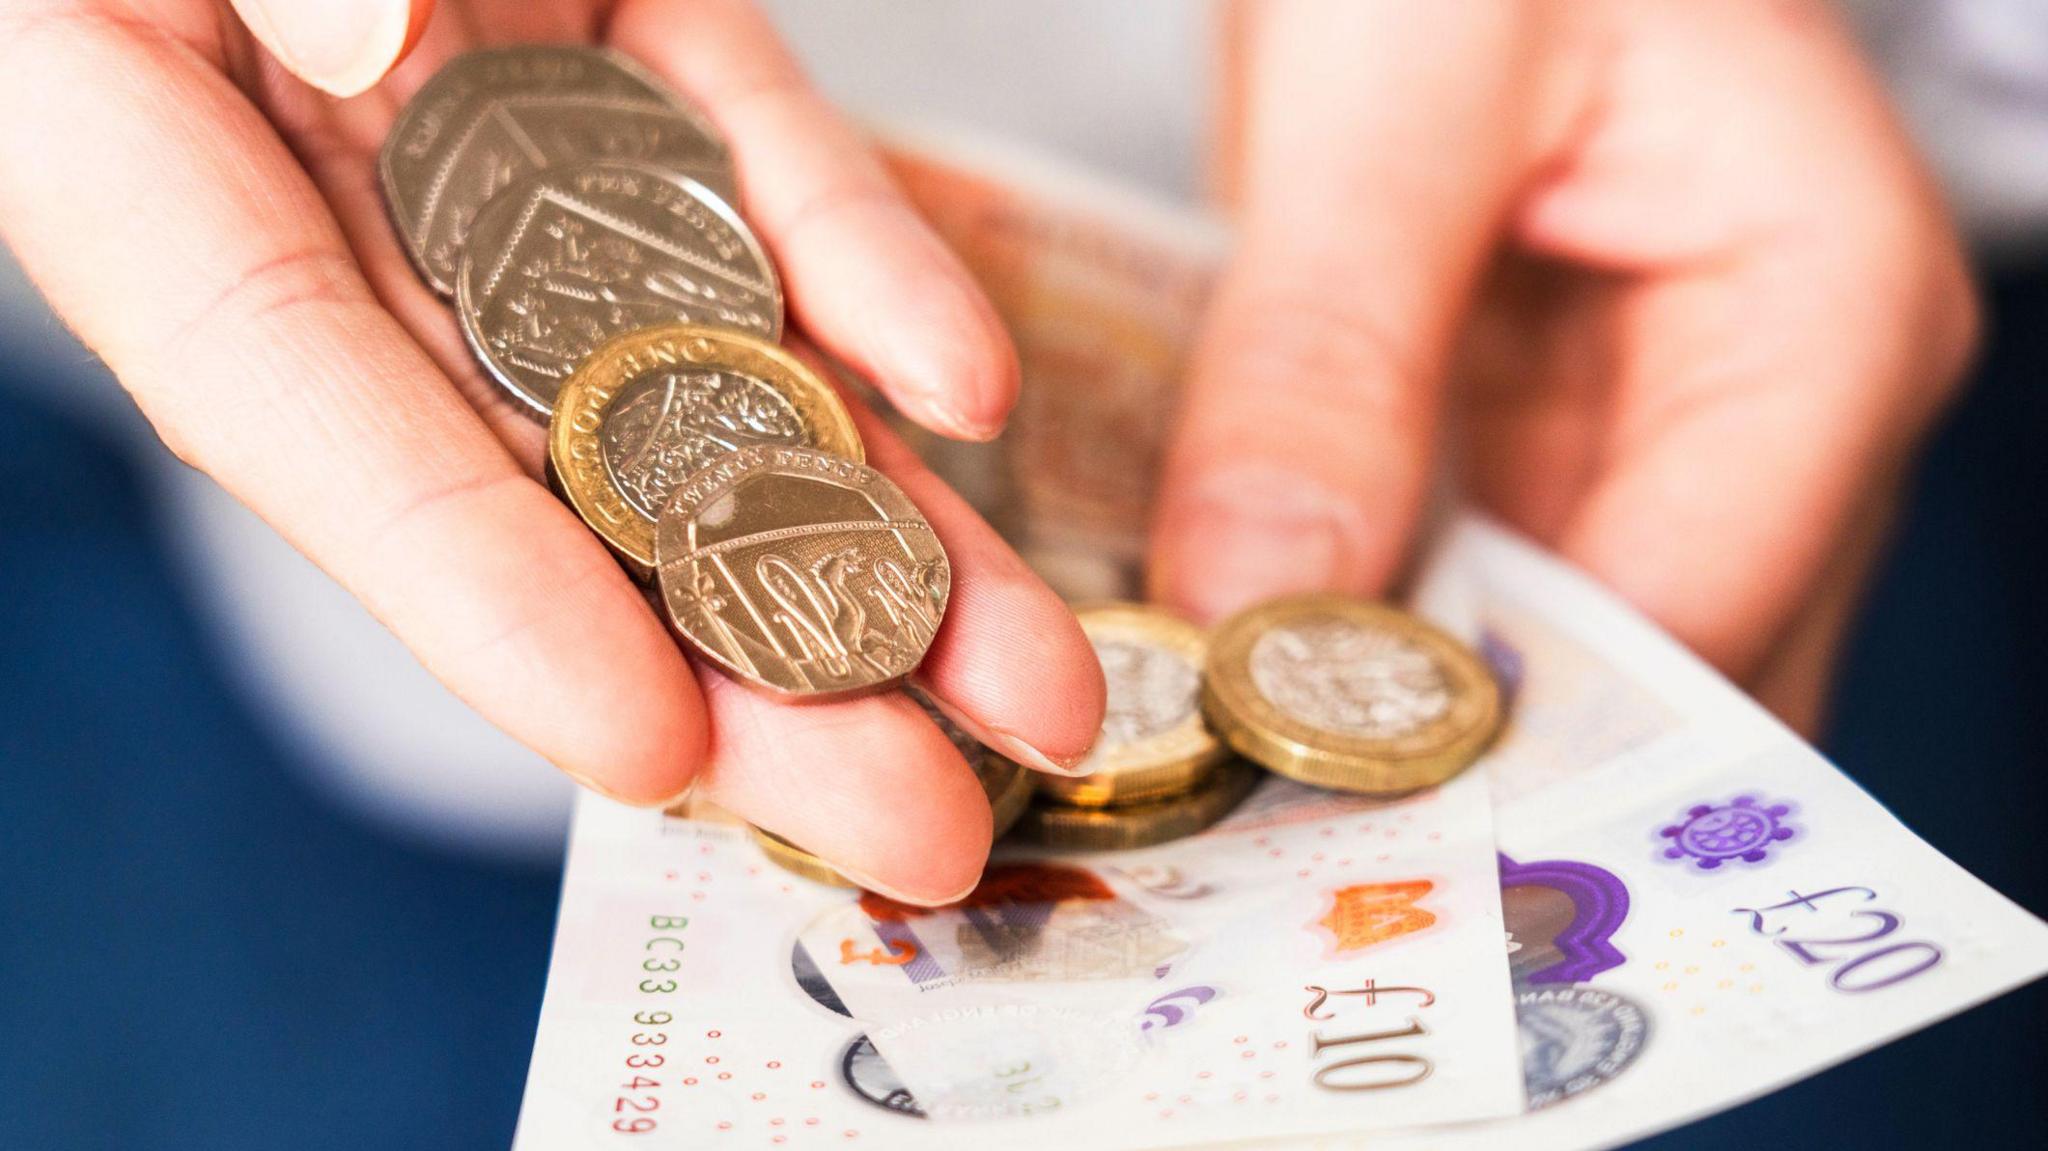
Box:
[1149,1,1574,621]
[608,0,1022,442]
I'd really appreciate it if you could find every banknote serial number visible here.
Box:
[1733,887,1944,994]
[1301,980,1438,1093]
[610,914,690,1135]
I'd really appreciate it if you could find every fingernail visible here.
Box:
[987,726,1093,777]
[839,865,981,909]
[895,372,1002,442]
[911,685,1095,777]
[230,0,414,97]
[1153,465,1367,623]
[922,397,1005,443]
[882,288,1013,441]
[560,766,696,812]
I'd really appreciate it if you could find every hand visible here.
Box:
[1151,0,1978,734]
[0,0,1105,902]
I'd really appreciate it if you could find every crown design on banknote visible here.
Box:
[1658,796,1796,870]
[1315,880,1437,953]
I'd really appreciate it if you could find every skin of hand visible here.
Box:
[0,0,1106,905]
[1152,0,1979,736]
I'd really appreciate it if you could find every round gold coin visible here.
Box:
[749,826,859,888]
[1035,602,1226,808]
[1013,758,1260,851]
[655,446,949,696]
[1202,594,1502,794]
[550,326,863,580]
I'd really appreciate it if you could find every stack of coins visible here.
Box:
[381,45,949,700]
[1015,603,1250,850]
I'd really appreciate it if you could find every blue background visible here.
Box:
[0,279,2041,1149]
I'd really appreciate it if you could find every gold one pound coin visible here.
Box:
[1202,594,1501,794]
[1035,602,1225,808]
[550,326,862,580]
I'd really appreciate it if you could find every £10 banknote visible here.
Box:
[513,753,1527,1149]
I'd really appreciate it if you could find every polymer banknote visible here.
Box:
[513,757,1524,1149]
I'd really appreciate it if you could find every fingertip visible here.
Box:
[916,540,1106,773]
[230,0,420,97]
[877,254,1021,441]
[917,632,1105,779]
[806,744,992,906]
[840,801,991,908]
[853,868,986,911]
[698,681,991,905]
[549,656,712,808]
[1148,462,1377,624]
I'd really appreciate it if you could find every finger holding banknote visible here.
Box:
[1150,0,1977,730]
[1150,2,1548,619]
[0,0,1058,829]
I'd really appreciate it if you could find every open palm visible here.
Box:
[0,0,1105,903]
